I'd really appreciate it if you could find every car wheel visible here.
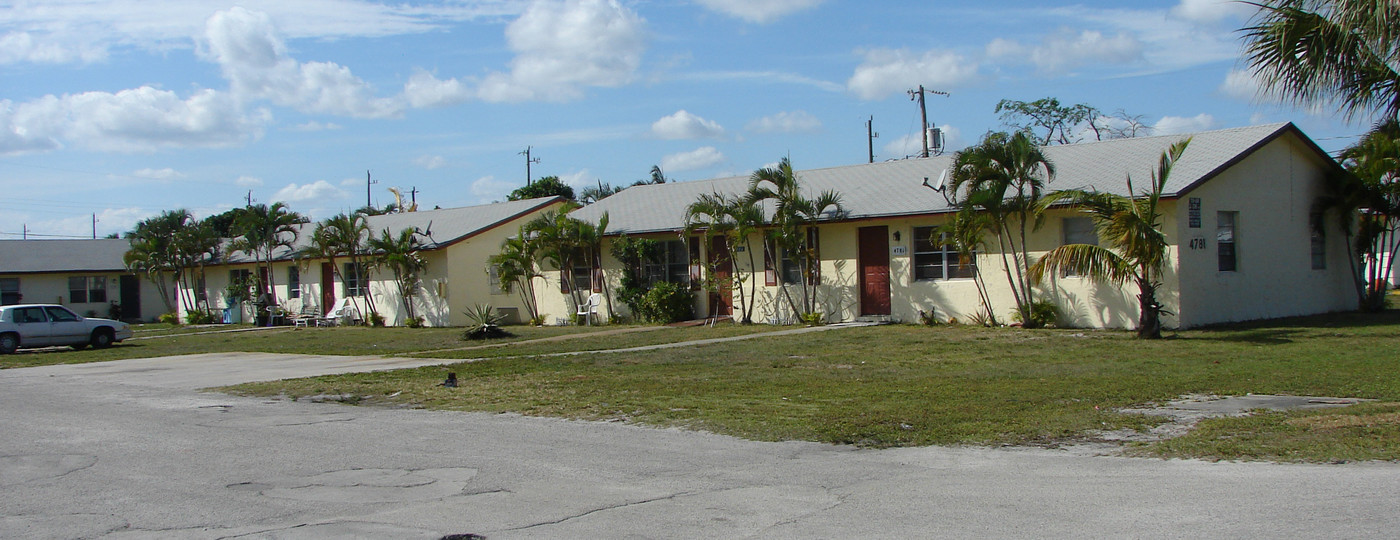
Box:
[0,333,17,354]
[91,328,115,349]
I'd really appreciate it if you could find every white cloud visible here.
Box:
[558,170,594,188]
[1171,0,1253,24]
[0,31,106,64]
[0,0,519,66]
[847,48,979,100]
[650,110,725,139]
[132,167,184,181]
[693,0,824,23]
[0,87,270,155]
[273,180,347,202]
[660,146,725,172]
[402,70,472,108]
[476,0,648,103]
[414,155,447,170]
[235,175,263,187]
[470,175,516,202]
[290,121,342,131]
[1220,68,1268,102]
[747,110,822,134]
[986,28,1142,75]
[1153,114,1216,135]
[203,7,403,118]
[9,206,150,239]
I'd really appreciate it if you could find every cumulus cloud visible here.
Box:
[986,28,1142,75]
[402,70,472,108]
[557,170,594,188]
[0,87,269,155]
[477,0,648,103]
[650,110,725,139]
[132,167,185,181]
[273,180,347,202]
[660,146,724,172]
[235,175,263,187]
[1171,0,1253,24]
[470,175,516,202]
[1219,68,1269,102]
[693,0,824,23]
[414,155,447,170]
[747,110,821,134]
[1153,114,1216,135]
[847,48,979,100]
[203,7,403,118]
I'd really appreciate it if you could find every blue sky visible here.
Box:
[0,0,1371,239]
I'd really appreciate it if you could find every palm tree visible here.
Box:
[949,131,1055,327]
[231,202,306,310]
[524,203,588,310]
[938,208,998,325]
[124,209,194,314]
[747,157,844,319]
[1324,120,1400,311]
[684,192,763,324]
[490,228,544,324]
[1242,0,1400,120]
[302,212,377,320]
[368,227,428,323]
[1028,139,1191,339]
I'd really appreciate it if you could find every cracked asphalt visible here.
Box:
[3,352,1400,538]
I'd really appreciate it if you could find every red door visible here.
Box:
[709,236,733,316]
[858,226,891,316]
[320,262,336,316]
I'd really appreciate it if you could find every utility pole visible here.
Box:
[866,116,879,163]
[519,146,540,185]
[409,186,418,207]
[246,191,253,207]
[92,214,98,239]
[366,170,378,208]
[22,224,28,240]
[907,85,949,158]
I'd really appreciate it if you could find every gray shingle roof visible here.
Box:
[0,239,134,274]
[571,123,1321,234]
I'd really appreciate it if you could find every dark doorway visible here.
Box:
[708,236,733,316]
[321,262,336,316]
[119,275,142,322]
[858,226,891,316]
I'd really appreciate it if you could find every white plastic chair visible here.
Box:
[576,293,602,325]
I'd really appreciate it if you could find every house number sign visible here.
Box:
[1188,236,1207,250]
[892,246,908,255]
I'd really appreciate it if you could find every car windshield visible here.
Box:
[44,306,80,322]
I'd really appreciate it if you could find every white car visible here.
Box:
[0,304,133,354]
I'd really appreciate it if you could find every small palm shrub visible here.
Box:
[158,312,181,325]
[186,310,219,325]
[462,304,513,340]
[1013,300,1059,328]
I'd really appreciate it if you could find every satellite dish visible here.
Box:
[933,169,948,190]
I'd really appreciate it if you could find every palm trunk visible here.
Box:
[1136,275,1162,339]
[994,222,1024,319]
[742,235,759,324]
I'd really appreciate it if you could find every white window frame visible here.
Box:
[912,226,976,282]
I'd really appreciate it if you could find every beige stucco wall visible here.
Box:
[1172,134,1355,327]
[3,272,167,321]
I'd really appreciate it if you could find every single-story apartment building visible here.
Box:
[0,239,167,321]
[175,196,565,327]
[549,122,1357,329]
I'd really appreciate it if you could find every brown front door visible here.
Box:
[858,226,891,316]
[321,262,336,316]
[709,236,733,316]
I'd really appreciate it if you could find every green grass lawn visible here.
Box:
[0,324,612,369]
[220,311,1400,461]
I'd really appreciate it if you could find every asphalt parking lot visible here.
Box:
[3,352,1399,538]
